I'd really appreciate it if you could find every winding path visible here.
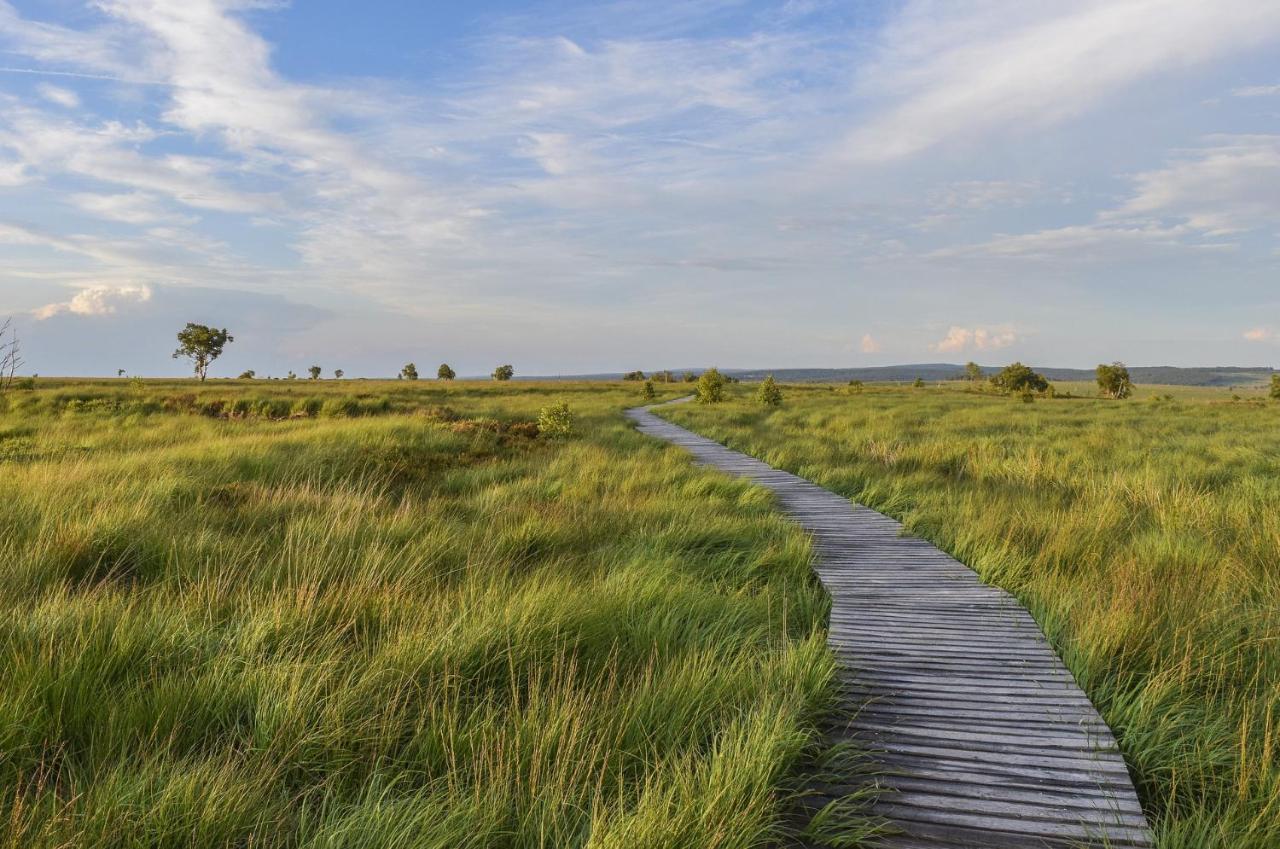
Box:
[627,401,1153,849]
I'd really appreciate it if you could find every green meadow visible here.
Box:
[662,381,1280,849]
[0,379,865,848]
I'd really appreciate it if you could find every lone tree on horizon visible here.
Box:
[438,363,455,380]
[492,364,514,381]
[990,362,1049,395]
[1096,362,1133,399]
[308,365,322,380]
[334,369,344,379]
[173,323,232,382]
[964,361,983,382]
[401,363,419,380]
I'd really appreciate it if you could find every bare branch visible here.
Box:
[0,318,23,395]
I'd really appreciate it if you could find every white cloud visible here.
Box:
[33,284,153,319]
[860,333,882,353]
[1110,135,1280,235]
[0,159,28,185]
[1244,327,1272,341]
[1232,84,1280,97]
[931,325,1017,353]
[37,83,79,108]
[845,0,1280,161]
[72,192,174,224]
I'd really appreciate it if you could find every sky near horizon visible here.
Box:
[1,0,1279,377]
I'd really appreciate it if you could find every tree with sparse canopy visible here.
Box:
[0,318,22,395]
[400,363,418,381]
[696,367,726,404]
[1096,362,1133,399]
[642,379,656,400]
[756,375,782,406]
[991,362,1049,395]
[334,369,344,379]
[238,370,256,379]
[308,365,322,380]
[173,323,233,382]
[438,363,455,380]
[965,361,983,382]
[492,364,514,381]
[623,370,646,381]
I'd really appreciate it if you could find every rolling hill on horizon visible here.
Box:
[526,364,1277,386]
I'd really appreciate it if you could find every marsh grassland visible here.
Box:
[0,380,850,848]
[663,383,1280,849]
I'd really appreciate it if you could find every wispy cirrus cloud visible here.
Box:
[844,0,1280,161]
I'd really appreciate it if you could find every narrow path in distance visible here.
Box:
[626,401,1154,849]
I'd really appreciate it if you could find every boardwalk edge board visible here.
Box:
[626,400,1153,849]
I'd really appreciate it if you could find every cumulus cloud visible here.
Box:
[1243,327,1272,341]
[34,284,153,319]
[931,326,1017,353]
[860,333,882,353]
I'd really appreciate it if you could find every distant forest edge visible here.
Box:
[529,364,1277,387]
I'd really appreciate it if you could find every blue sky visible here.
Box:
[1,0,1279,377]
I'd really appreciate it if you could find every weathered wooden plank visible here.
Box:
[625,402,1153,848]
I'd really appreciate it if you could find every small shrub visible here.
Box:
[756,375,782,406]
[847,380,864,394]
[623,370,645,381]
[912,377,925,388]
[537,401,573,438]
[642,380,656,401]
[1271,373,1280,400]
[696,368,726,404]
[238,370,256,379]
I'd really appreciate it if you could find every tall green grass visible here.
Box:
[0,381,856,848]
[662,383,1280,849]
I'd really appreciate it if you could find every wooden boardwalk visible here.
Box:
[626,402,1153,849]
